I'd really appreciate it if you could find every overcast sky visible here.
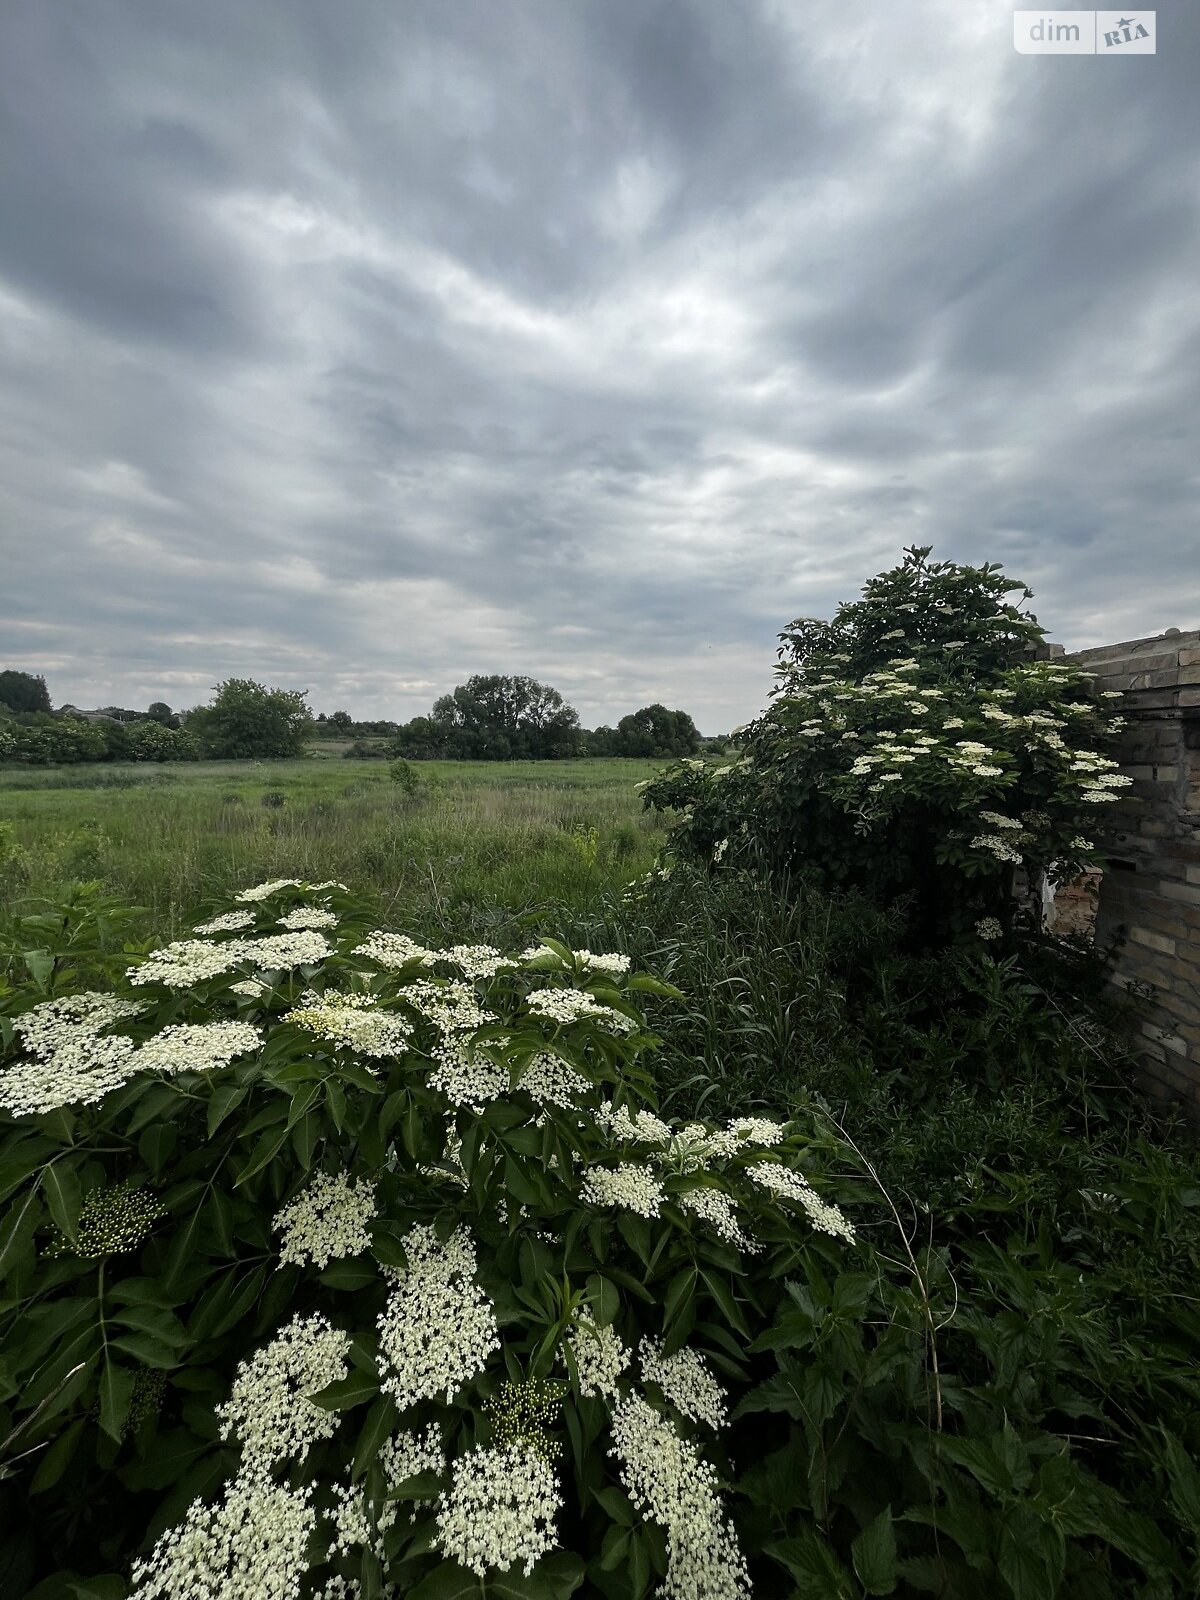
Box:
[1,1,1197,732]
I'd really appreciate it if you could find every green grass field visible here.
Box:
[0,757,668,941]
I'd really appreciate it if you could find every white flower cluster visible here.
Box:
[440,944,517,979]
[975,917,1003,941]
[353,931,436,969]
[640,1338,728,1430]
[428,1035,509,1109]
[214,1313,351,1469]
[273,1170,378,1270]
[515,1051,590,1108]
[435,1443,561,1578]
[129,1475,315,1600]
[376,1224,499,1408]
[580,1162,664,1219]
[569,1315,631,1400]
[575,950,633,974]
[610,1394,750,1600]
[128,938,245,988]
[129,929,331,988]
[285,993,412,1057]
[747,1162,855,1244]
[727,1116,786,1148]
[526,988,635,1033]
[381,1421,446,1492]
[678,1187,756,1251]
[970,834,1023,865]
[2,992,143,1115]
[400,978,494,1035]
[234,879,303,902]
[978,810,1022,832]
[278,907,339,930]
[596,1101,672,1146]
[194,910,255,934]
[242,931,333,970]
[136,1021,261,1077]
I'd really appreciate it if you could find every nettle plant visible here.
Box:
[641,548,1129,948]
[0,878,860,1600]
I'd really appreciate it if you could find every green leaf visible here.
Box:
[308,1370,379,1411]
[206,1081,248,1139]
[997,1504,1065,1600]
[1160,1430,1200,1535]
[851,1507,897,1596]
[406,1563,481,1600]
[41,1163,81,1245]
[234,1125,291,1187]
[766,1533,854,1598]
[585,1273,621,1328]
[352,1395,399,1479]
[97,1361,135,1443]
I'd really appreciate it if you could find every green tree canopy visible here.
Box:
[615,704,701,757]
[187,679,313,760]
[428,674,580,759]
[0,669,51,714]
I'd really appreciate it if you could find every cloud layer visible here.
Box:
[2,0,1198,731]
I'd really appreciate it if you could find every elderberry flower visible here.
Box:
[3,994,141,1114]
[353,931,436,969]
[610,1394,750,1600]
[278,907,338,931]
[129,1474,315,1600]
[978,811,1021,831]
[234,878,304,902]
[273,1170,378,1270]
[215,1313,351,1469]
[727,1116,786,1148]
[400,978,494,1035]
[678,1187,756,1251]
[376,1224,499,1408]
[640,1338,728,1429]
[285,993,412,1057]
[429,1035,509,1109]
[241,931,333,970]
[439,944,517,979]
[194,911,255,934]
[47,1181,165,1258]
[136,1021,261,1076]
[435,1443,562,1578]
[747,1162,855,1244]
[581,1163,664,1219]
[515,1051,590,1108]
[970,835,1022,864]
[128,939,245,988]
[568,1315,630,1401]
[596,1101,673,1146]
[485,1378,568,1461]
[975,918,1003,941]
[526,988,635,1033]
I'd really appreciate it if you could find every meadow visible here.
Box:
[0,755,667,942]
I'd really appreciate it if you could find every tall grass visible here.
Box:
[0,757,667,941]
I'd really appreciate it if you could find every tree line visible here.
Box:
[0,669,717,765]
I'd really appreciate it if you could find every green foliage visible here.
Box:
[123,721,198,763]
[394,676,582,761]
[587,707,703,759]
[0,669,52,715]
[388,758,421,795]
[186,679,313,761]
[1,878,1195,1596]
[641,548,1126,950]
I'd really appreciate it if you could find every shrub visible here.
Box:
[641,547,1126,951]
[261,791,287,809]
[1,882,1191,1597]
[387,758,420,795]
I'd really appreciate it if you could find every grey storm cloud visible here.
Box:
[1,0,1198,731]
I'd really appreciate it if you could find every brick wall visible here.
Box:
[1065,630,1200,1115]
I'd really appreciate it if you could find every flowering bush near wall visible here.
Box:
[640,547,1128,949]
[0,877,861,1598]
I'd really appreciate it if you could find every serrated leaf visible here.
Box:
[41,1164,81,1245]
[309,1370,379,1411]
[851,1506,897,1595]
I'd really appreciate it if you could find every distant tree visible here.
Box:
[126,720,199,762]
[147,701,178,727]
[328,710,354,733]
[614,705,701,758]
[0,670,51,715]
[387,717,451,760]
[187,679,313,760]
[429,675,580,760]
